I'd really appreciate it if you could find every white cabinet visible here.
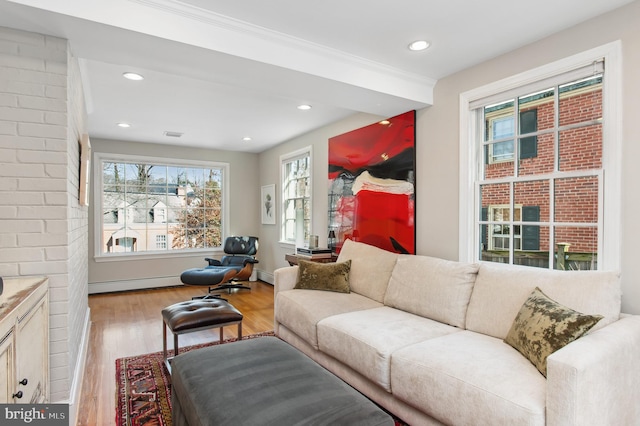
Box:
[0,277,49,403]
[0,326,15,403]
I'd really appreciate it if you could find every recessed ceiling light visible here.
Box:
[122,72,144,81]
[379,120,391,125]
[117,122,131,128]
[297,104,312,110]
[408,40,430,51]
[243,137,252,141]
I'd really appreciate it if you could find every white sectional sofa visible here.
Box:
[273,239,640,426]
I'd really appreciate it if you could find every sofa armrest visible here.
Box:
[273,266,299,335]
[274,266,299,294]
[546,315,640,426]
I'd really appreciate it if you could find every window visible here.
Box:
[487,114,515,163]
[460,43,621,271]
[96,154,228,258]
[486,109,538,163]
[156,234,167,249]
[281,147,312,244]
[486,205,522,250]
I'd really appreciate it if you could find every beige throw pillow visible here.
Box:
[294,260,351,293]
[504,287,603,377]
[384,255,479,328]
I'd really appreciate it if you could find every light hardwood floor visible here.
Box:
[76,281,275,426]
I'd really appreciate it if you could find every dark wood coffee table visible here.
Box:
[171,336,393,425]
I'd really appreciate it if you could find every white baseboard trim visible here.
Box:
[62,306,91,426]
[88,273,275,294]
[257,270,274,285]
[89,276,181,294]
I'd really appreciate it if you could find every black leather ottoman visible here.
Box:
[171,337,394,426]
[162,299,242,373]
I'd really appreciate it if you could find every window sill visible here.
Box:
[93,248,223,262]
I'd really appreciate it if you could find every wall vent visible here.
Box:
[163,131,183,138]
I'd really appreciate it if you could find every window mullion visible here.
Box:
[509,181,514,264]
[513,107,520,178]
[549,176,556,269]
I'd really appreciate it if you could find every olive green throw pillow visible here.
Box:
[504,287,603,377]
[294,260,351,293]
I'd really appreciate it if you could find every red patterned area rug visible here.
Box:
[115,331,274,426]
[115,331,408,426]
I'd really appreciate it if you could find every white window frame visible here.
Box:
[459,42,621,271]
[279,146,313,246]
[93,152,230,261]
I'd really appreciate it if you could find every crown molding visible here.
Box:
[130,0,435,88]
[128,0,435,103]
[7,0,434,104]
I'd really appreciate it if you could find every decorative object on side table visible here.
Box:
[328,230,336,252]
[296,247,333,259]
[285,253,338,266]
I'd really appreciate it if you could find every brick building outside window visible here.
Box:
[471,59,607,270]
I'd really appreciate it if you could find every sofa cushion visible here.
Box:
[504,287,603,377]
[391,331,546,426]
[466,262,620,340]
[275,289,382,349]
[317,307,460,392]
[384,255,479,328]
[294,259,351,293]
[336,239,398,303]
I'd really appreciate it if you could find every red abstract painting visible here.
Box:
[328,111,415,254]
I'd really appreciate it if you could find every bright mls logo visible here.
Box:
[1,404,68,425]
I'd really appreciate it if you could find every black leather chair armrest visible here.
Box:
[243,258,259,266]
[205,258,223,266]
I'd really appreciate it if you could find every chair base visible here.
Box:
[209,281,251,294]
[192,294,227,302]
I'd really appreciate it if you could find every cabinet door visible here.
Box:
[0,329,15,404]
[16,294,48,403]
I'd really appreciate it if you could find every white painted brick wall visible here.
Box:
[0,25,89,404]
[63,41,90,406]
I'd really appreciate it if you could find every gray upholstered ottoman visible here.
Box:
[171,337,394,426]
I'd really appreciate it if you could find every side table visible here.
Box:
[285,253,338,266]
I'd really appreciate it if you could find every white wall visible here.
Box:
[0,25,90,412]
[87,138,260,292]
[416,0,640,314]
[259,1,640,314]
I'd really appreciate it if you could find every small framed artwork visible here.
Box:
[79,133,91,206]
[261,184,276,224]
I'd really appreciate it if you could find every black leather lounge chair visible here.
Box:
[180,236,259,298]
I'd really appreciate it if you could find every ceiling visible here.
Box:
[0,0,634,153]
